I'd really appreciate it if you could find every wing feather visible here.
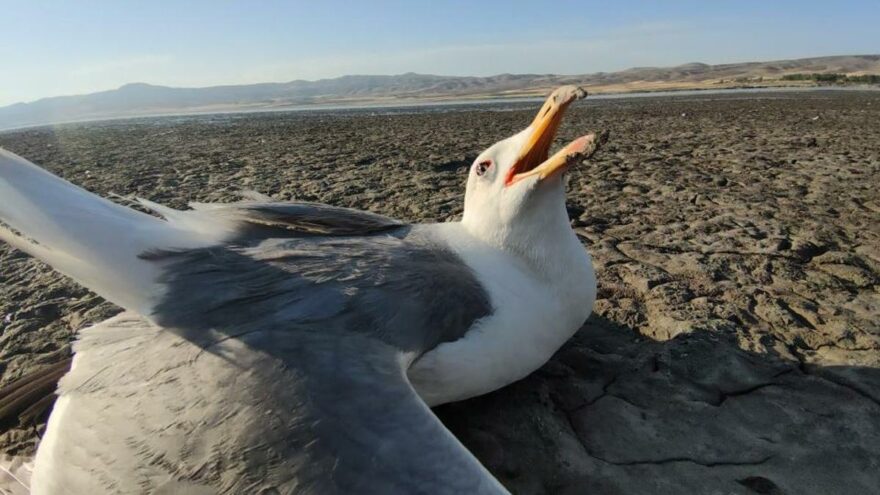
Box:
[34,314,507,494]
[1,148,403,316]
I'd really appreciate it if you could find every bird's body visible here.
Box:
[409,215,595,405]
[0,86,602,494]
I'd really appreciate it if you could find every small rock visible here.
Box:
[772,238,792,252]
[792,240,828,261]
[622,185,647,195]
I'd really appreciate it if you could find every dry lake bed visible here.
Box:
[1,89,879,494]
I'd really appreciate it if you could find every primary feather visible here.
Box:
[0,149,224,315]
[0,149,403,317]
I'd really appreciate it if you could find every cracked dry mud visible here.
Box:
[2,90,879,494]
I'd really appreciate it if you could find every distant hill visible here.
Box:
[2,54,878,130]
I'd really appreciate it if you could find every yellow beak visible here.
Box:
[505,85,604,186]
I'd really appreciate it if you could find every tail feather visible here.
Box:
[0,148,223,316]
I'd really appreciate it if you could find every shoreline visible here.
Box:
[1,85,878,133]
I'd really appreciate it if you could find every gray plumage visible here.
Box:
[39,204,499,494]
[148,232,489,354]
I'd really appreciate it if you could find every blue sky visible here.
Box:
[1,0,878,106]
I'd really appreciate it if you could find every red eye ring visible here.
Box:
[475,160,492,176]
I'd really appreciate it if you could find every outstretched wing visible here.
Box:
[0,148,403,316]
[35,314,506,494]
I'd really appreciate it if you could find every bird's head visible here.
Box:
[462,86,605,254]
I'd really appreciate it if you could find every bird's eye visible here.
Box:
[475,160,492,176]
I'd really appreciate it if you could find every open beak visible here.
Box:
[505,85,605,186]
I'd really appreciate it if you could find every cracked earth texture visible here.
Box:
[2,90,879,494]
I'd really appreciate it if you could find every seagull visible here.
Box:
[0,86,602,494]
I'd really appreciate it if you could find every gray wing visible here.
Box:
[46,316,503,494]
[38,204,503,494]
[147,232,489,354]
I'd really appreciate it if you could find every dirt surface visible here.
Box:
[1,90,879,494]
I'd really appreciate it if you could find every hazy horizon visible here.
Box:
[3,0,879,106]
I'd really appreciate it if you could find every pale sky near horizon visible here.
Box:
[1,0,878,107]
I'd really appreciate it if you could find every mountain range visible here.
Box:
[2,54,878,130]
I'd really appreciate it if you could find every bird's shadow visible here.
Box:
[435,314,880,495]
